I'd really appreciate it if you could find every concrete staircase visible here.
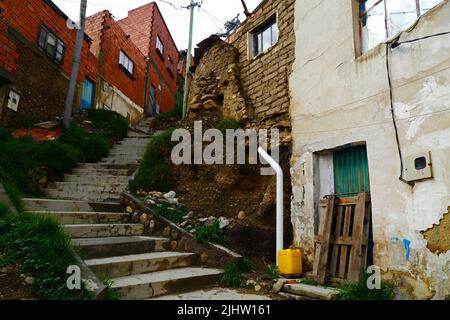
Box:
[23,126,223,299]
[44,131,151,202]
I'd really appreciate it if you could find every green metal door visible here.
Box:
[333,145,370,197]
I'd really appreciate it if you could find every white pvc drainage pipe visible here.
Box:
[258,147,283,266]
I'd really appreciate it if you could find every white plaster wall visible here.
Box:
[96,81,144,125]
[290,0,450,299]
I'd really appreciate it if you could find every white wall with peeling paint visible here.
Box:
[289,0,450,299]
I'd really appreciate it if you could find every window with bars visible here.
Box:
[156,36,164,57]
[359,0,444,53]
[251,17,278,58]
[119,50,134,75]
[38,25,65,64]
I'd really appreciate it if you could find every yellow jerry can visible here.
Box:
[278,249,303,276]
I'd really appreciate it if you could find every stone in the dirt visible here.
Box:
[246,279,256,287]
[273,279,287,293]
[168,198,179,205]
[145,199,156,205]
[139,213,148,224]
[163,226,171,237]
[183,211,194,220]
[218,217,230,229]
[163,191,176,200]
[200,252,209,264]
[180,220,190,228]
[24,276,35,285]
[254,285,262,292]
[126,206,133,214]
[190,103,203,111]
[238,211,246,220]
[203,99,217,110]
[189,229,196,234]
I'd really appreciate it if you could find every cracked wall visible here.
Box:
[422,208,450,254]
[290,0,450,299]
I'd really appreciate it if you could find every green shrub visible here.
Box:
[153,203,186,224]
[130,129,175,192]
[195,221,225,244]
[216,118,240,133]
[220,259,253,288]
[60,125,108,163]
[266,264,280,281]
[0,127,12,140]
[88,109,128,141]
[0,211,93,299]
[38,141,79,178]
[336,272,395,300]
[0,203,10,217]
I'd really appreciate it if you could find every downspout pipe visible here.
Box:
[258,147,283,266]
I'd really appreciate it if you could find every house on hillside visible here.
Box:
[118,3,179,115]
[289,0,450,299]
[0,0,97,127]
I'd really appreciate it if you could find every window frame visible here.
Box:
[356,0,444,55]
[119,50,135,78]
[156,35,165,58]
[167,55,175,77]
[38,25,65,64]
[248,14,279,59]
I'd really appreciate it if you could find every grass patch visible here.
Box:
[156,102,183,122]
[153,203,186,224]
[299,278,320,286]
[130,128,175,193]
[0,209,93,299]
[216,118,240,133]
[336,272,395,300]
[0,110,128,202]
[99,276,122,300]
[220,258,253,288]
[265,264,280,281]
[195,221,225,245]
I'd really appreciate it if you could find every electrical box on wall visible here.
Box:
[404,152,433,182]
[7,89,20,112]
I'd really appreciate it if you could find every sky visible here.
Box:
[52,0,263,51]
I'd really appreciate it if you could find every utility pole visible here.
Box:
[182,0,199,119]
[63,0,88,128]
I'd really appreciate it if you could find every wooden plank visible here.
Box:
[361,202,372,271]
[338,205,352,278]
[336,197,358,206]
[347,193,367,282]
[329,205,344,277]
[313,196,335,285]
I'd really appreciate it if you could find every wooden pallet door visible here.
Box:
[313,196,335,284]
[313,193,371,284]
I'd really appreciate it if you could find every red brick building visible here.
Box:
[118,3,179,114]
[85,10,147,123]
[0,0,97,126]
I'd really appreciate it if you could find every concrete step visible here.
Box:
[73,236,169,259]
[101,156,140,163]
[108,150,145,156]
[100,159,140,165]
[45,189,121,202]
[23,198,95,212]
[126,133,152,139]
[117,141,149,147]
[51,182,129,193]
[71,168,130,176]
[283,283,341,300]
[78,163,134,170]
[111,267,223,299]
[65,223,144,238]
[86,252,197,278]
[64,174,131,184]
[33,211,129,225]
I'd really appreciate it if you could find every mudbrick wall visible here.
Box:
[188,0,295,143]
